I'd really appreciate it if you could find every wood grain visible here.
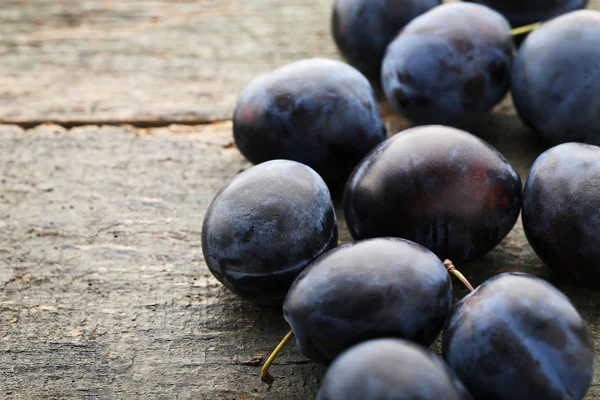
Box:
[0,0,338,125]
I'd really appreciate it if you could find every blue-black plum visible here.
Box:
[332,0,440,78]
[512,10,600,145]
[283,238,452,365]
[523,143,600,285]
[201,160,338,306]
[344,125,522,263]
[233,58,387,192]
[443,273,596,400]
[317,339,472,400]
[381,3,513,125]
[465,0,588,27]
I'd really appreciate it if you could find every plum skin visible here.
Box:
[283,237,452,365]
[331,0,440,78]
[317,339,472,400]
[201,160,338,306]
[465,0,589,27]
[511,10,600,145]
[381,3,513,126]
[233,58,387,193]
[522,143,600,284]
[344,125,522,263]
[443,273,595,400]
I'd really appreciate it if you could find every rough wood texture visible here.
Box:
[2,0,600,398]
[1,121,599,399]
[0,123,325,399]
[0,0,339,124]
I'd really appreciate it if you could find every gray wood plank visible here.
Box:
[0,0,338,124]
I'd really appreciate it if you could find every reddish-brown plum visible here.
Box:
[344,125,522,263]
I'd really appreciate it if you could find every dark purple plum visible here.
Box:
[344,125,522,263]
[317,339,472,400]
[523,143,600,284]
[283,238,452,365]
[511,11,600,145]
[201,160,338,306]
[443,273,596,400]
[381,3,513,126]
[332,0,440,78]
[465,0,589,27]
[233,58,387,192]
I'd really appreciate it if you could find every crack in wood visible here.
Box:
[0,118,231,129]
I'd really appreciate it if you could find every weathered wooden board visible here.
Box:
[1,122,599,399]
[1,0,599,125]
[0,123,322,399]
[0,0,339,125]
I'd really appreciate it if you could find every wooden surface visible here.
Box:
[0,0,338,125]
[1,1,600,399]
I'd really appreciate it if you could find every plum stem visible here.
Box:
[444,259,475,293]
[260,329,295,386]
[511,22,541,36]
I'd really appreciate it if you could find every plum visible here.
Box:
[443,273,596,400]
[381,2,513,125]
[233,58,387,192]
[332,0,440,78]
[523,142,600,284]
[344,125,522,263]
[511,10,600,145]
[201,160,338,306]
[465,0,589,27]
[283,237,452,365]
[317,339,472,400]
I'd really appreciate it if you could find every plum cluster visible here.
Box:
[200,2,600,399]
[202,130,597,400]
